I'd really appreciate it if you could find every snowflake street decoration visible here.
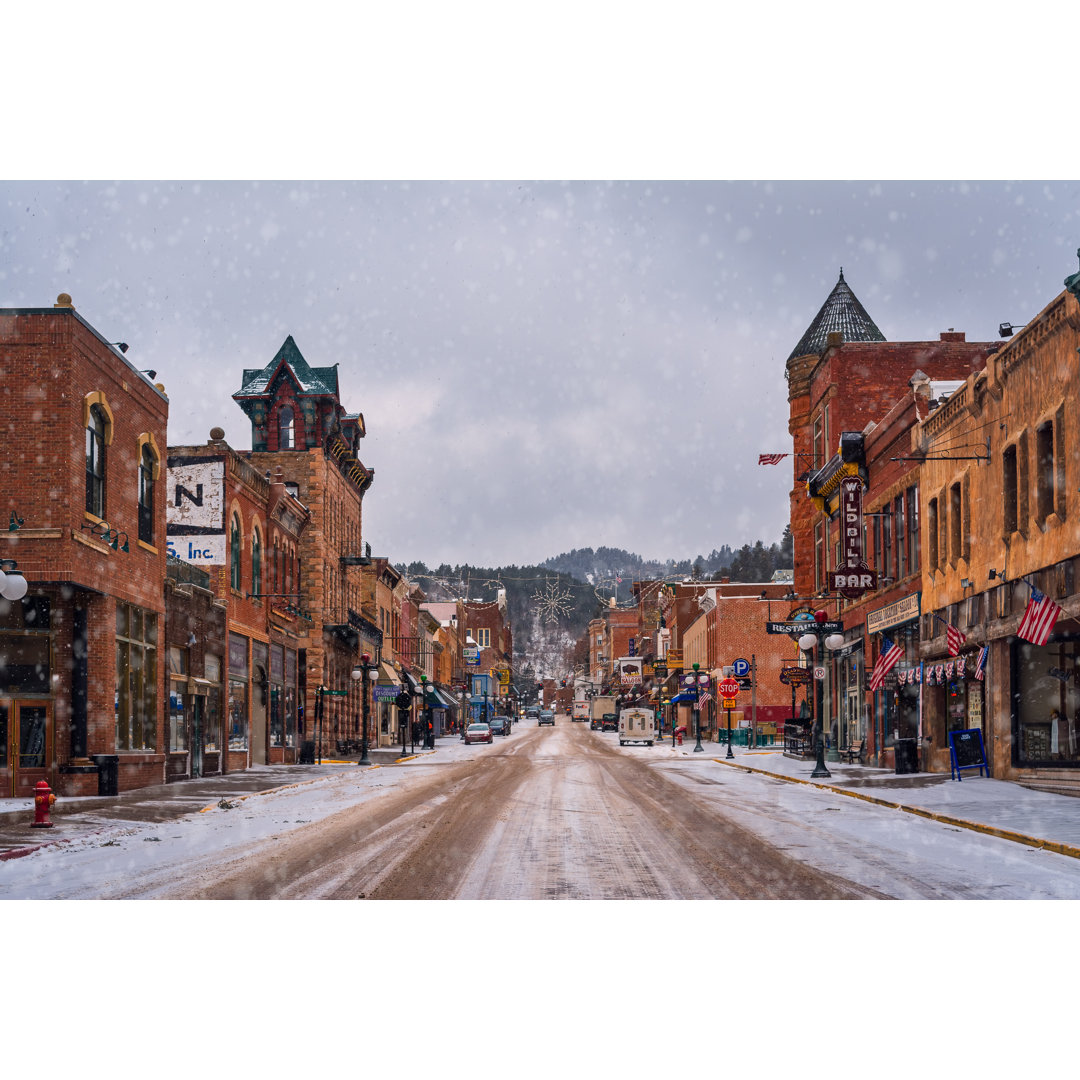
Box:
[532,580,574,624]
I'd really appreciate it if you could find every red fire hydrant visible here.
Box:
[32,780,56,828]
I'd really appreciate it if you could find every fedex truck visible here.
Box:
[572,699,589,722]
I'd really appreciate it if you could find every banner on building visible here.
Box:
[166,456,226,564]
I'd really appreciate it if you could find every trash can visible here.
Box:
[299,740,316,764]
[894,738,918,775]
[91,754,119,796]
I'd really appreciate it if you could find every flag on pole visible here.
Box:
[1016,587,1063,646]
[869,636,905,692]
[757,453,787,465]
[974,646,988,681]
[945,622,967,657]
[698,691,712,707]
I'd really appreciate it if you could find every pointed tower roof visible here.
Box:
[787,269,886,362]
[234,335,340,399]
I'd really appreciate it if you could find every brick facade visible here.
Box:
[1,297,168,796]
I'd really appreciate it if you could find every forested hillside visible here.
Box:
[400,527,792,686]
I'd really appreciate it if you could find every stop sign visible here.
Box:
[719,678,740,696]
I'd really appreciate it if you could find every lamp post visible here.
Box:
[420,674,437,748]
[798,611,846,779]
[683,663,709,753]
[351,653,379,766]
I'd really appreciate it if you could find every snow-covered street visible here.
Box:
[6,723,1080,900]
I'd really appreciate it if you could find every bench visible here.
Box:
[841,740,866,764]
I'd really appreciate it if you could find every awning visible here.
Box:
[670,692,696,704]
[433,688,457,709]
[377,662,401,687]
[401,671,421,693]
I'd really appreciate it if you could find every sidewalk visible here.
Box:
[668,740,1080,859]
[0,748,413,860]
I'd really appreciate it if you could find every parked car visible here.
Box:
[464,722,493,744]
[600,713,618,732]
[538,710,555,726]
[489,716,511,736]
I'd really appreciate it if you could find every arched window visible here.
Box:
[86,405,107,517]
[138,444,155,543]
[252,529,262,598]
[278,406,295,450]
[230,515,242,591]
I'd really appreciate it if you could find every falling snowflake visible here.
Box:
[532,580,574,624]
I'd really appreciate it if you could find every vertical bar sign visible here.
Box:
[840,476,863,567]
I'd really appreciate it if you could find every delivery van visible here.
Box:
[618,706,656,747]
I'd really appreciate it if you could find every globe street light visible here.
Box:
[0,559,29,601]
[798,613,846,779]
[351,653,379,766]
[683,663,710,753]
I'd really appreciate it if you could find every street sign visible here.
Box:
[321,689,348,696]
[722,697,738,709]
[732,658,750,679]
[813,667,826,681]
[718,677,740,697]
[767,620,843,635]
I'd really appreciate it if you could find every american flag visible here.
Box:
[869,636,905,692]
[758,453,787,465]
[945,622,967,657]
[1016,587,1063,647]
[698,691,712,707]
[974,646,988,681]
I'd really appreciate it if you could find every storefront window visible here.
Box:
[1014,637,1080,766]
[228,680,249,750]
[0,597,51,693]
[116,602,157,751]
[169,688,187,750]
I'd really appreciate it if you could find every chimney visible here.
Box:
[940,330,966,342]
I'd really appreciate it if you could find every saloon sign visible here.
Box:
[827,475,877,599]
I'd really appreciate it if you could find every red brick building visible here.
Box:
[1,295,168,797]
[166,437,310,771]
[786,271,1000,766]
[234,337,373,758]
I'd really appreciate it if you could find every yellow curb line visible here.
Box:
[712,758,1080,862]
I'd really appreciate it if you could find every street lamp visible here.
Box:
[682,663,710,753]
[351,652,379,766]
[419,674,438,748]
[0,559,29,601]
[798,611,846,779]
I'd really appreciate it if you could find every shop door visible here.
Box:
[251,668,267,764]
[190,696,204,779]
[1,700,51,798]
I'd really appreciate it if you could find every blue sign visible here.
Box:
[628,638,635,657]
[732,658,751,679]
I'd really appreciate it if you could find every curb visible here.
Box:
[712,757,1080,861]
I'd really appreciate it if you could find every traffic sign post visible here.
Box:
[718,678,738,759]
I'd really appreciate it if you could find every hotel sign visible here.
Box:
[866,592,921,636]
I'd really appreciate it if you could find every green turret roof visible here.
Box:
[234,335,339,399]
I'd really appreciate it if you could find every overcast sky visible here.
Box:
[4,10,1076,570]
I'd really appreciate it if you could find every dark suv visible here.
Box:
[489,716,511,736]
[538,710,555,726]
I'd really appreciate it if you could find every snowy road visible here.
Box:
[6,722,1080,898]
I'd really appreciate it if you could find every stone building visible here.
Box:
[1,295,168,797]
[915,281,1080,792]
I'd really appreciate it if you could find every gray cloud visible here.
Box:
[4,180,1079,566]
